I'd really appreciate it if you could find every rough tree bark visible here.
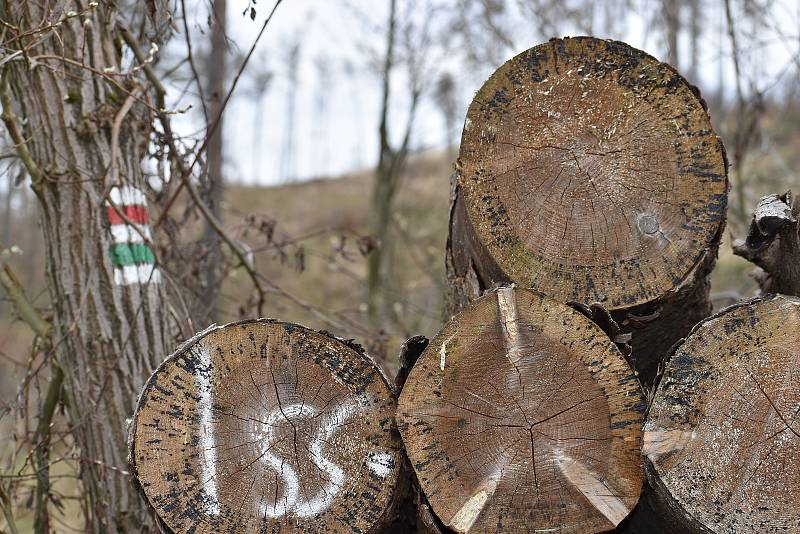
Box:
[733,191,800,296]
[130,320,404,533]
[446,37,728,390]
[398,287,645,533]
[1,3,178,531]
[626,295,800,533]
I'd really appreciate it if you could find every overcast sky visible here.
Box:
[165,0,800,186]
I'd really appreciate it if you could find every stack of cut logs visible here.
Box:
[129,37,800,533]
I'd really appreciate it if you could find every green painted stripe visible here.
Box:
[109,243,155,266]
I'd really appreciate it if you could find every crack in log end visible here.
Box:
[641,428,696,459]
[554,450,631,527]
[496,287,522,365]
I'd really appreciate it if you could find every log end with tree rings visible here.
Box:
[397,287,645,533]
[642,294,800,533]
[457,36,727,310]
[129,320,403,533]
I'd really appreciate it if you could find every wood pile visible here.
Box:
[129,37,799,533]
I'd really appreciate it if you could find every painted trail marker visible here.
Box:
[130,320,402,533]
[107,185,160,285]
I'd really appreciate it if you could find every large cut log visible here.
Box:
[733,191,800,296]
[446,37,728,389]
[129,320,403,533]
[397,287,645,533]
[627,295,800,533]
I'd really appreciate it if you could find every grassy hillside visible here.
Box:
[220,151,453,373]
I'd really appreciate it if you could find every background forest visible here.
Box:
[0,0,799,531]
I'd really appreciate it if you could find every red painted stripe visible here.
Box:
[107,205,149,225]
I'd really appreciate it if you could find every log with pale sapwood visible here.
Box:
[446,36,728,389]
[129,320,403,533]
[397,286,645,533]
[623,294,800,533]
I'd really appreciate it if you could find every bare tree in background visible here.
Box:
[452,0,516,69]
[724,0,766,230]
[281,38,302,182]
[434,72,458,160]
[367,0,431,331]
[312,55,332,177]
[688,0,702,82]
[203,0,229,322]
[662,0,682,68]
[250,63,275,181]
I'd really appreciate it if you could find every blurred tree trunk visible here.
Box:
[724,0,765,231]
[203,0,227,323]
[1,182,11,247]
[434,73,457,161]
[1,3,177,531]
[0,181,11,316]
[368,0,399,329]
[367,0,420,332]
[688,0,701,82]
[662,0,681,67]
[280,40,301,181]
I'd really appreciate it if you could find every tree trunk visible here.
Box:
[280,40,300,182]
[733,191,800,296]
[0,181,13,316]
[1,3,177,531]
[398,287,645,533]
[202,0,228,323]
[130,319,404,533]
[688,0,701,83]
[662,0,682,68]
[625,295,800,533]
[367,0,398,328]
[446,37,728,390]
